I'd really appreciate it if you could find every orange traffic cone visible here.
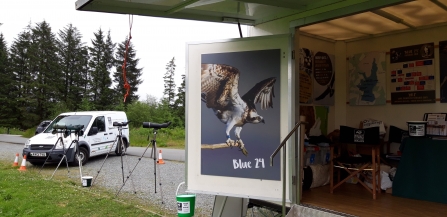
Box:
[157,150,165,164]
[18,155,27,171]
[13,153,19,167]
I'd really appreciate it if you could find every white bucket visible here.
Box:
[82,176,93,187]
[407,121,428,137]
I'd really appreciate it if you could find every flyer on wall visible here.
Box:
[299,48,313,104]
[348,52,387,106]
[299,105,328,137]
[389,43,436,104]
[440,41,447,102]
[313,52,335,105]
[200,49,281,181]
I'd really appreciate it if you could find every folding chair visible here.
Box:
[385,125,408,154]
[330,126,381,199]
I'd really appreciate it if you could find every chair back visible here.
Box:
[388,125,408,144]
[339,125,380,145]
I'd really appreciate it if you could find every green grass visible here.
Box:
[0,161,163,217]
[129,127,185,149]
[0,127,26,135]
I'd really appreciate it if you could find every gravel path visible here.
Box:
[0,142,214,216]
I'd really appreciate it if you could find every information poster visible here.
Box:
[299,48,313,104]
[200,49,281,180]
[440,41,447,102]
[348,52,387,106]
[313,52,335,105]
[390,43,435,104]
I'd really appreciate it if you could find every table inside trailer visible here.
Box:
[392,137,447,204]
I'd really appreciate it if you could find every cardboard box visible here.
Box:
[386,188,392,194]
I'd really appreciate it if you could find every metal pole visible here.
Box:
[282,146,286,216]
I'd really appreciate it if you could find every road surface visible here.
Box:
[0,134,185,162]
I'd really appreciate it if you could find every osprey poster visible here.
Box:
[201,49,281,180]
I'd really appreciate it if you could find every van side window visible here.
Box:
[92,116,106,132]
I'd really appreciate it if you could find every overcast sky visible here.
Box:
[0,0,247,100]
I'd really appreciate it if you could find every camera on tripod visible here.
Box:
[113,121,130,127]
[52,124,85,137]
[142,121,171,129]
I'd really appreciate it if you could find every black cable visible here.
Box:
[238,21,243,38]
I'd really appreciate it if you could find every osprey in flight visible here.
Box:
[201,64,276,156]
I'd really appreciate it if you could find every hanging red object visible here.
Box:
[122,15,133,103]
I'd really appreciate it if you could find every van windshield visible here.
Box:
[44,115,92,133]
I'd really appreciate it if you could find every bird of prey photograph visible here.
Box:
[201,63,276,156]
[200,49,281,180]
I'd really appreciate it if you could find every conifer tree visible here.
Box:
[0,33,17,127]
[29,21,62,120]
[163,57,176,108]
[9,25,38,129]
[174,74,186,127]
[57,24,89,111]
[88,28,115,110]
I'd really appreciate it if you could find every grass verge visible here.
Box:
[0,161,163,217]
[129,127,185,149]
[0,127,34,138]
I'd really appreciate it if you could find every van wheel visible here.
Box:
[73,147,88,166]
[115,140,127,156]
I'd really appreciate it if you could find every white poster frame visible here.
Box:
[185,34,292,202]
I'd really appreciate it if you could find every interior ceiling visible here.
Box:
[76,0,447,41]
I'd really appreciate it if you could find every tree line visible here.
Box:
[0,21,185,130]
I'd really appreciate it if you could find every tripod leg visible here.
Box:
[121,136,137,194]
[50,140,76,179]
[119,138,125,183]
[39,137,63,174]
[50,155,66,180]
[91,135,120,188]
[76,140,83,183]
[64,149,70,178]
[153,141,157,193]
[157,162,164,204]
[116,137,154,197]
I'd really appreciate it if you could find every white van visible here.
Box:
[22,111,130,166]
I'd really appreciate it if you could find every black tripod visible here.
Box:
[39,124,84,180]
[91,121,135,193]
[115,121,171,201]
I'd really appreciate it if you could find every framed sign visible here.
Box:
[423,113,447,136]
[186,34,291,201]
[390,43,435,104]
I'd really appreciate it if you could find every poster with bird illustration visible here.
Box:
[313,52,335,105]
[200,49,281,180]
